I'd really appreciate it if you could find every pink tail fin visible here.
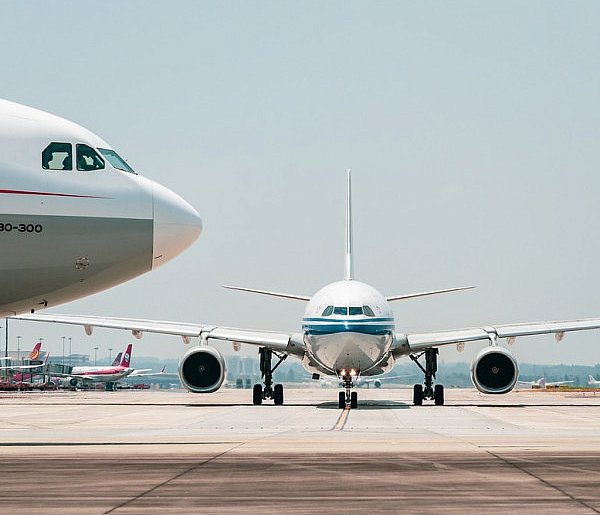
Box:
[120,344,133,367]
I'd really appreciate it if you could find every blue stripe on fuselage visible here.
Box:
[302,317,394,336]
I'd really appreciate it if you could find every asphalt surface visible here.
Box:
[1,387,600,514]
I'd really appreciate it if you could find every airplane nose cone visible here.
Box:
[152,183,202,269]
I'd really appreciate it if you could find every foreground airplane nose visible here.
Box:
[152,182,202,269]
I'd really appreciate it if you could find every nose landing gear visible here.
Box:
[410,348,444,406]
[338,378,358,409]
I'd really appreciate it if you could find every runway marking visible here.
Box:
[487,450,600,514]
[333,407,350,431]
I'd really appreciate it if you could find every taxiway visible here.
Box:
[1,388,600,514]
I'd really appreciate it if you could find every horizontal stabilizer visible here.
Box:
[386,286,475,302]
[223,285,310,301]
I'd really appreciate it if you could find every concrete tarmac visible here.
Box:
[1,387,600,514]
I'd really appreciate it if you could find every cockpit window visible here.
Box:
[349,307,363,316]
[363,305,375,317]
[321,305,334,316]
[333,306,348,316]
[97,148,136,174]
[76,144,104,171]
[42,142,72,170]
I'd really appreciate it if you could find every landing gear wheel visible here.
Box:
[273,383,284,405]
[434,384,444,406]
[413,384,423,405]
[252,384,263,405]
[350,391,358,409]
[338,391,346,409]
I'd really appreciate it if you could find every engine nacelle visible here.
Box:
[178,346,226,393]
[470,346,518,394]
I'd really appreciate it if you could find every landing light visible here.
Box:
[340,369,347,377]
[350,369,357,377]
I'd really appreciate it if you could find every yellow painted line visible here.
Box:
[333,406,350,431]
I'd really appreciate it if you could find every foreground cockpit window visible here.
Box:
[42,142,72,170]
[333,307,348,316]
[321,305,334,316]
[363,305,375,317]
[349,307,363,316]
[77,144,105,171]
[97,148,136,174]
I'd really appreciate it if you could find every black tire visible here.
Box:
[413,384,423,406]
[252,384,263,405]
[434,384,444,406]
[338,391,346,409]
[274,383,284,405]
[350,391,358,409]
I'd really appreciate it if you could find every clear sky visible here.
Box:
[2,1,600,365]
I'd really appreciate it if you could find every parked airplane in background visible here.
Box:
[588,375,600,387]
[517,377,573,389]
[0,98,202,317]
[57,344,135,386]
[129,365,166,378]
[14,172,600,409]
[0,341,45,374]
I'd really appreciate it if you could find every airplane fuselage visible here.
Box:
[301,280,395,378]
[0,98,202,317]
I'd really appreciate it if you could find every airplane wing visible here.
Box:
[128,369,154,377]
[0,364,46,371]
[545,380,574,386]
[392,318,600,355]
[11,313,306,355]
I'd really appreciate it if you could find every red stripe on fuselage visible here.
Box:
[0,189,109,199]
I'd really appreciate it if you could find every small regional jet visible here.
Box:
[0,98,202,318]
[14,172,600,408]
[588,375,600,387]
[517,377,573,389]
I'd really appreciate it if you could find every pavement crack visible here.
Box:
[486,450,600,514]
[103,442,244,514]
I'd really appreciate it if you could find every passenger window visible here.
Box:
[321,306,334,316]
[42,142,72,170]
[76,144,105,171]
[363,305,375,317]
[333,307,348,316]
[349,307,363,316]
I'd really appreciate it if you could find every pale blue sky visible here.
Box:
[3,1,600,365]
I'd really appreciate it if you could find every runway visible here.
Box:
[2,387,600,514]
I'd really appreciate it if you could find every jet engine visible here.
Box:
[470,346,518,394]
[178,346,226,393]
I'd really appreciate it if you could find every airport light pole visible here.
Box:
[93,346,98,366]
[68,337,72,367]
[62,336,65,365]
[17,336,21,363]
[108,348,112,365]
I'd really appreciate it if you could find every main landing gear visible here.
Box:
[338,378,358,409]
[410,348,444,406]
[252,347,287,405]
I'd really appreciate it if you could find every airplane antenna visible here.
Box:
[344,169,354,280]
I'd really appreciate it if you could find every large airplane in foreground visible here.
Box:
[0,98,202,317]
[13,172,600,408]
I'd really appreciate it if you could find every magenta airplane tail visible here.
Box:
[111,352,122,366]
[120,344,133,367]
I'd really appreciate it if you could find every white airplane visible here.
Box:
[0,98,202,317]
[517,377,573,389]
[588,375,600,387]
[57,343,136,386]
[13,171,600,409]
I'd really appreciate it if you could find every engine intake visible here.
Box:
[470,346,518,394]
[178,346,226,393]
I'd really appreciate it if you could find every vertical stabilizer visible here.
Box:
[120,344,132,367]
[344,169,354,280]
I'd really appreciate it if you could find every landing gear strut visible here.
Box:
[253,347,287,405]
[410,348,444,406]
[338,378,358,409]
